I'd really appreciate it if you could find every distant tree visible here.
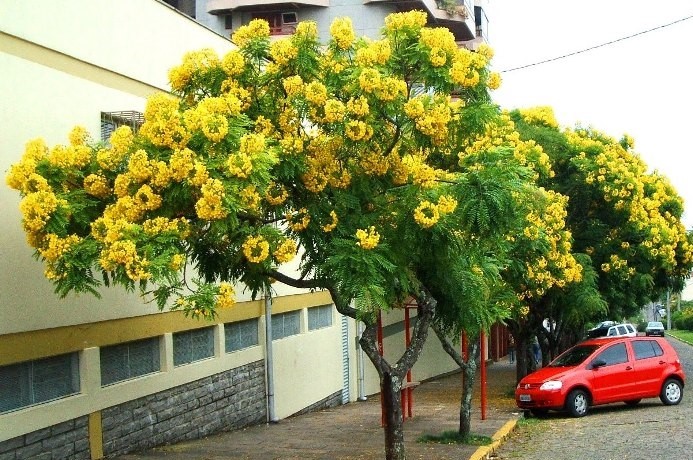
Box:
[6,11,531,460]
[510,107,693,351]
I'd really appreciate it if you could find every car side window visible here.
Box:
[632,340,664,360]
[617,326,627,335]
[626,325,635,334]
[607,327,617,336]
[594,343,628,366]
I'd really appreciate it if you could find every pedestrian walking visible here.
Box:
[508,335,515,363]
[532,335,541,364]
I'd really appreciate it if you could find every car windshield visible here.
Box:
[648,322,663,328]
[548,344,601,367]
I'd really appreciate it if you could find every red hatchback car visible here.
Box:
[515,336,685,417]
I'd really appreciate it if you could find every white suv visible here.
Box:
[605,323,637,337]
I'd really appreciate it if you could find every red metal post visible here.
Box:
[404,306,413,418]
[480,329,487,420]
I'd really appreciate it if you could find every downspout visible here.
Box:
[356,320,367,401]
[265,288,278,423]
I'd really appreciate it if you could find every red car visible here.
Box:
[515,336,685,417]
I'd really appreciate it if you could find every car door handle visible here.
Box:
[659,361,666,365]
[626,366,633,370]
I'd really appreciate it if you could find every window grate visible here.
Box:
[101,111,144,142]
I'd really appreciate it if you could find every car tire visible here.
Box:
[625,399,641,406]
[660,378,683,405]
[566,389,589,417]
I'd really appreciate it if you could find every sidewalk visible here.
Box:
[116,360,520,460]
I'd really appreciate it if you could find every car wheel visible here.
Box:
[660,379,683,405]
[625,399,641,406]
[566,389,589,417]
[530,408,549,417]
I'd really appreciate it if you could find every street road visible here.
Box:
[493,337,693,460]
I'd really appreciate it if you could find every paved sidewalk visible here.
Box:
[117,360,520,460]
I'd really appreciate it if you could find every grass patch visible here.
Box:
[418,430,492,446]
[516,415,544,429]
[668,329,693,344]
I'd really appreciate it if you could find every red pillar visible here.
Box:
[480,330,487,420]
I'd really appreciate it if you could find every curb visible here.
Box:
[469,418,519,460]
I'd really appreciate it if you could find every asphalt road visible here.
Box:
[493,337,693,460]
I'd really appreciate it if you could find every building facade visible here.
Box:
[0,1,497,458]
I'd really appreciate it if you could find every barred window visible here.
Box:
[100,338,160,386]
[272,310,301,340]
[225,319,259,353]
[100,111,144,142]
[173,328,215,366]
[0,353,80,414]
[308,304,333,331]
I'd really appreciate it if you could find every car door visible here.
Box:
[588,342,634,403]
[628,339,667,397]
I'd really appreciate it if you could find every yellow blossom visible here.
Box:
[355,226,380,250]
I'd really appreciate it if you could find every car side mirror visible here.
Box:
[591,359,607,369]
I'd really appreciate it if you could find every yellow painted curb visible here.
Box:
[469,418,519,460]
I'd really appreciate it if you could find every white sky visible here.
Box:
[487,0,693,230]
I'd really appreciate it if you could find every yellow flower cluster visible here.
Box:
[169,148,196,181]
[47,144,91,169]
[323,99,347,123]
[240,185,261,211]
[345,121,373,142]
[169,253,186,270]
[221,50,244,77]
[6,139,47,192]
[242,235,270,263]
[413,201,440,228]
[283,75,304,98]
[195,179,227,220]
[38,233,81,262]
[287,208,311,231]
[273,238,297,263]
[449,49,484,87]
[215,282,236,309]
[227,152,253,178]
[20,191,62,233]
[322,210,338,232]
[330,17,355,50]
[356,226,380,249]
[519,106,559,129]
[407,100,452,145]
[355,39,391,66]
[184,97,231,143]
[270,39,298,67]
[347,97,370,118]
[437,195,458,214]
[401,154,438,188]
[487,72,502,90]
[99,240,150,281]
[384,10,427,32]
[265,182,288,205]
[231,19,270,48]
[305,81,328,106]
[295,21,318,40]
[142,217,190,237]
[168,48,220,92]
[139,93,190,149]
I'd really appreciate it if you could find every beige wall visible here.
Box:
[0,0,317,334]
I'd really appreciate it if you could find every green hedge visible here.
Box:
[671,308,693,331]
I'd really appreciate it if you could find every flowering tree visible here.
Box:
[508,107,693,373]
[7,11,531,459]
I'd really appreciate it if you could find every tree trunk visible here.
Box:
[381,371,405,460]
[431,323,478,439]
[514,334,532,383]
[356,290,436,460]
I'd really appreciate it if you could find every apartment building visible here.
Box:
[173,0,488,48]
[0,1,491,458]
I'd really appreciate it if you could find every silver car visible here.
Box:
[645,321,665,336]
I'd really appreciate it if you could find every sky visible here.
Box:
[486,0,693,229]
[485,0,693,300]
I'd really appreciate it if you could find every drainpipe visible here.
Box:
[356,321,367,401]
[265,288,278,423]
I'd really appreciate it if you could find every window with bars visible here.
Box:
[272,310,301,340]
[100,338,161,386]
[173,328,215,366]
[0,353,80,414]
[100,111,144,142]
[308,304,333,331]
[225,319,259,353]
